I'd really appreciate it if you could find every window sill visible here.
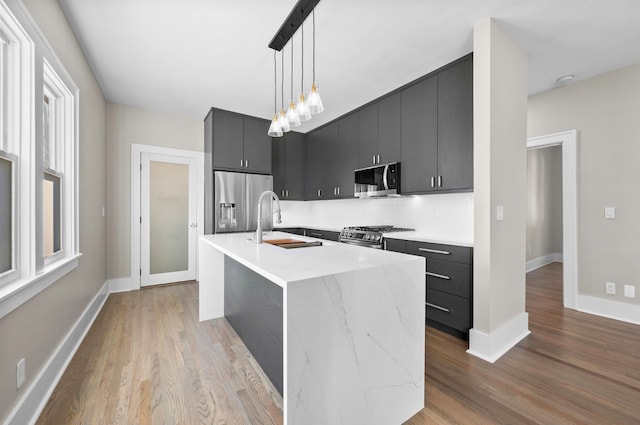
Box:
[0,253,82,320]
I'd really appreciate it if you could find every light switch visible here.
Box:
[624,285,635,298]
[496,206,504,221]
[604,207,615,219]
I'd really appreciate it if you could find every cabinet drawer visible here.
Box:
[426,258,471,299]
[305,229,340,242]
[426,289,471,332]
[407,240,471,264]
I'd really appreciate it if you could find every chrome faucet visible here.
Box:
[256,190,282,244]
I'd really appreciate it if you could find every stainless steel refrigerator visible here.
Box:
[213,171,273,233]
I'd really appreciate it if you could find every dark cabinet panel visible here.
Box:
[383,238,406,253]
[284,132,305,200]
[243,117,272,174]
[377,92,401,164]
[336,114,358,198]
[305,229,340,242]
[305,129,324,200]
[437,56,473,191]
[401,76,438,194]
[212,109,244,170]
[271,136,286,198]
[322,122,340,198]
[357,103,378,168]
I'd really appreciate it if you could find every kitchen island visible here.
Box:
[199,232,425,425]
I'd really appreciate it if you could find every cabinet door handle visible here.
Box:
[438,175,442,187]
[281,190,285,197]
[240,159,244,168]
[418,247,451,255]
[317,189,321,197]
[245,159,249,168]
[426,302,451,313]
[383,240,388,250]
[309,232,323,237]
[377,154,380,164]
[426,271,451,280]
[286,190,289,197]
[337,187,340,195]
[431,177,435,188]
[372,155,376,165]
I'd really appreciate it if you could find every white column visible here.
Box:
[468,18,530,362]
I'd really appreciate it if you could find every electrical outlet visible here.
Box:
[624,285,636,298]
[604,207,615,219]
[605,281,616,295]
[496,206,504,221]
[16,359,25,389]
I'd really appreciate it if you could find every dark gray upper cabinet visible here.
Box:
[321,122,340,198]
[206,108,271,175]
[335,113,358,198]
[437,56,473,191]
[284,132,305,200]
[272,132,305,200]
[357,94,401,168]
[305,129,325,200]
[400,55,474,194]
[401,76,438,194]
[357,103,378,168]
[377,92,401,165]
[243,116,272,174]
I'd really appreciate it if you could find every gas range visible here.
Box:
[339,225,414,249]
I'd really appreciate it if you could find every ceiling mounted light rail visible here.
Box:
[266,0,323,136]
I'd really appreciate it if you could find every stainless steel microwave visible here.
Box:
[354,162,401,198]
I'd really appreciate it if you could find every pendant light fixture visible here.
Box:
[286,35,301,127]
[307,9,324,114]
[267,50,283,137]
[295,18,312,121]
[278,50,291,132]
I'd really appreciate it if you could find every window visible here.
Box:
[0,0,79,316]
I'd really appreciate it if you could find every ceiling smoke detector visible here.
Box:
[554,74,575,87]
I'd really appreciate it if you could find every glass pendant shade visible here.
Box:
[278,109,291,132]
[287,101,301,127]
[268,114,283,137]
[307,83,324,114]
[296,94,312,121]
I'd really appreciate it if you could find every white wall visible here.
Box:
[528,61,640,305]
[106,102,203,279]
[279,193,474,245]
[0,0,107,420]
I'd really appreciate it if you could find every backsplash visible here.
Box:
[279,193,474,244]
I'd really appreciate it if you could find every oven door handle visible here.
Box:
[382,164,389,190]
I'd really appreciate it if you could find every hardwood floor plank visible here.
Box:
[36,263,640,424]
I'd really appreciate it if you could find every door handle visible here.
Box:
[372,155,376,165]
[431,177,435,188]
[377,154,380,164]
[418,247,451,255]
[190,223,197,228]
[426,271,451,280]
[240,159,244,168]
[438,175,442,187]
[426,302,450,313]
[382,164,389,190]
[245,159,249,168]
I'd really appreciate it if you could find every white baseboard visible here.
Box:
[577,295,640,326]
[107,276,137,293]
[3,280,109,425]
[467,312,530,363]
[526,252,563,273]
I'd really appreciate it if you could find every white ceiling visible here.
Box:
[58,0,640,132]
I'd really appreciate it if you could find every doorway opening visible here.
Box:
[526,130,578,309]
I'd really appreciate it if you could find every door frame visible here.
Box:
[131,144,204,290]
[526,130,578,309]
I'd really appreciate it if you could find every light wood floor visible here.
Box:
[37,263,640,424]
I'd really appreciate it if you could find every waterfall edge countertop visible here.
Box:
[199,231,423,287]
[198,232,426,425]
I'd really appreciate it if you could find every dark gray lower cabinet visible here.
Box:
[385,237,473,339]
[224,256,283,394]
[279,227,339,242]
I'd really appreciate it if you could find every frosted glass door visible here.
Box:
[141,153,197,287]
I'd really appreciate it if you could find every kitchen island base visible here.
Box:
[199,233,425,425]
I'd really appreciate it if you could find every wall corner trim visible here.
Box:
[466,312,530,363]
[107,277,136,293]
[577,295,640,326]
[3,281,109,425]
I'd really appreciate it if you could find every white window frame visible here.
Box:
[0,0,81,320]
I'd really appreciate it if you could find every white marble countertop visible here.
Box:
[200,232,420,287]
